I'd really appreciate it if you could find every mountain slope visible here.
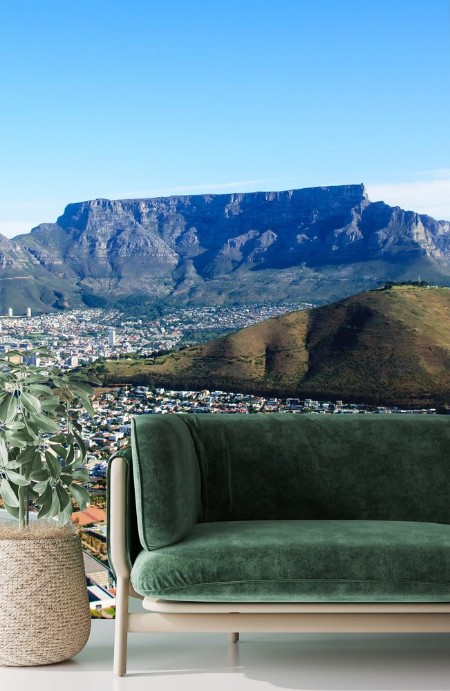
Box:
[7,184,450,312]
[102,285,450,406]
[0,233,82,312]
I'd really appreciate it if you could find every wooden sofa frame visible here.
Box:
[110,454,450,676]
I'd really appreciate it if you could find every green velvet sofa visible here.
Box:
[107,413,450,676]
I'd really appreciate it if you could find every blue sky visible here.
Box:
[0,0,449,237]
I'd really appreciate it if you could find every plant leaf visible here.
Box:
[30,469,49,481]
[0,477,19,507]
[69,483,90,510]
[16,445,38,465]
[75,393,95,417]
[23,453,43,479]
[56,485,73,524]
[0,395,17,424]
[28,413,60,434]
[45,451,62,478]
[5,469,30,486]
[27,384,53,395]
[60,472,73,485]
[47,489,60,519]
[49,443,68,460]
[40,396,62,411]
[33,479,50,493]
[37,484,53,518]
[0,437,8,465]
[20,391,42,414]
[73,429,87,457]
[3,501,20,519]
[70,381,94,395]
[49,434,71,443]
[72,469,89,481]
[5,421,25,430]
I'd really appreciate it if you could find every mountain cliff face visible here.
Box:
[4,184,450,312]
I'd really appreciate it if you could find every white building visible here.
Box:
[108,328,116,347]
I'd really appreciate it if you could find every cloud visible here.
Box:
[367,175,450,221]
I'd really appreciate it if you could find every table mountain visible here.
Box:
[101,285,450,407]
[3,184,450,312]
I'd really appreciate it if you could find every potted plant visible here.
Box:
[0,348,99,666]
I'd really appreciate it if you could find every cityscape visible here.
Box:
[0,301,312,366]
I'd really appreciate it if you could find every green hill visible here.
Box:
[102,285,450,406]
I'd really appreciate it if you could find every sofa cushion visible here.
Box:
[131,415,201,550]
[130,520,450,602]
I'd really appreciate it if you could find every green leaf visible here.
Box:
[58,503,73,524]
[3,501,20,519]
[20,391,42,414]
[73,429,87,457]
[16,445,38,465]
[71,381,94,396]
[5,469,30,486]
[30,469,49,481]
[22,452,42,479]
[23,416,39,439]
[7,427,35,445]
[27,384,53,395]
[65,445,75,466]
[40,396,62,411]
[7,437,27,450]
[75,393,95,417]
[47,490,60,519]
[0,395,17,424]
[0,438,8,465]
[49,443,68,459]
[0,477,19,507]
[72,469,89,481]
[33,479,50,493]
[56,485,73,524]
[69,483,90,510]
[28,413,60,434]
[37,484,53,518]
[45,451,61,478]
[27,486,40,501]
[5,421,25,430]
[60,472,73,486]
[49,434,71,443]
[51,377,68,389]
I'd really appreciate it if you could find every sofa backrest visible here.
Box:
[131,413,450,550]
[179,413,450,524]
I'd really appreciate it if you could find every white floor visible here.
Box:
[1,621,450,690]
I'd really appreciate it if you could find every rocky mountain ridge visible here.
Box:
[2,184,450,312]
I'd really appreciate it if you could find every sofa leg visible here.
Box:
[114,576,130,676]
[228,632,239,644]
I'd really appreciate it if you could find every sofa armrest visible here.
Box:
[107,447,141,580]
[131,414,201,550]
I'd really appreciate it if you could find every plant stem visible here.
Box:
[26,486,29,526]
[18,485,26,530]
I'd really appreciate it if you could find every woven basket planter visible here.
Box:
[0,529,91,666]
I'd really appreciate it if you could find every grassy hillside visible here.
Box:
[102,285,450,406]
